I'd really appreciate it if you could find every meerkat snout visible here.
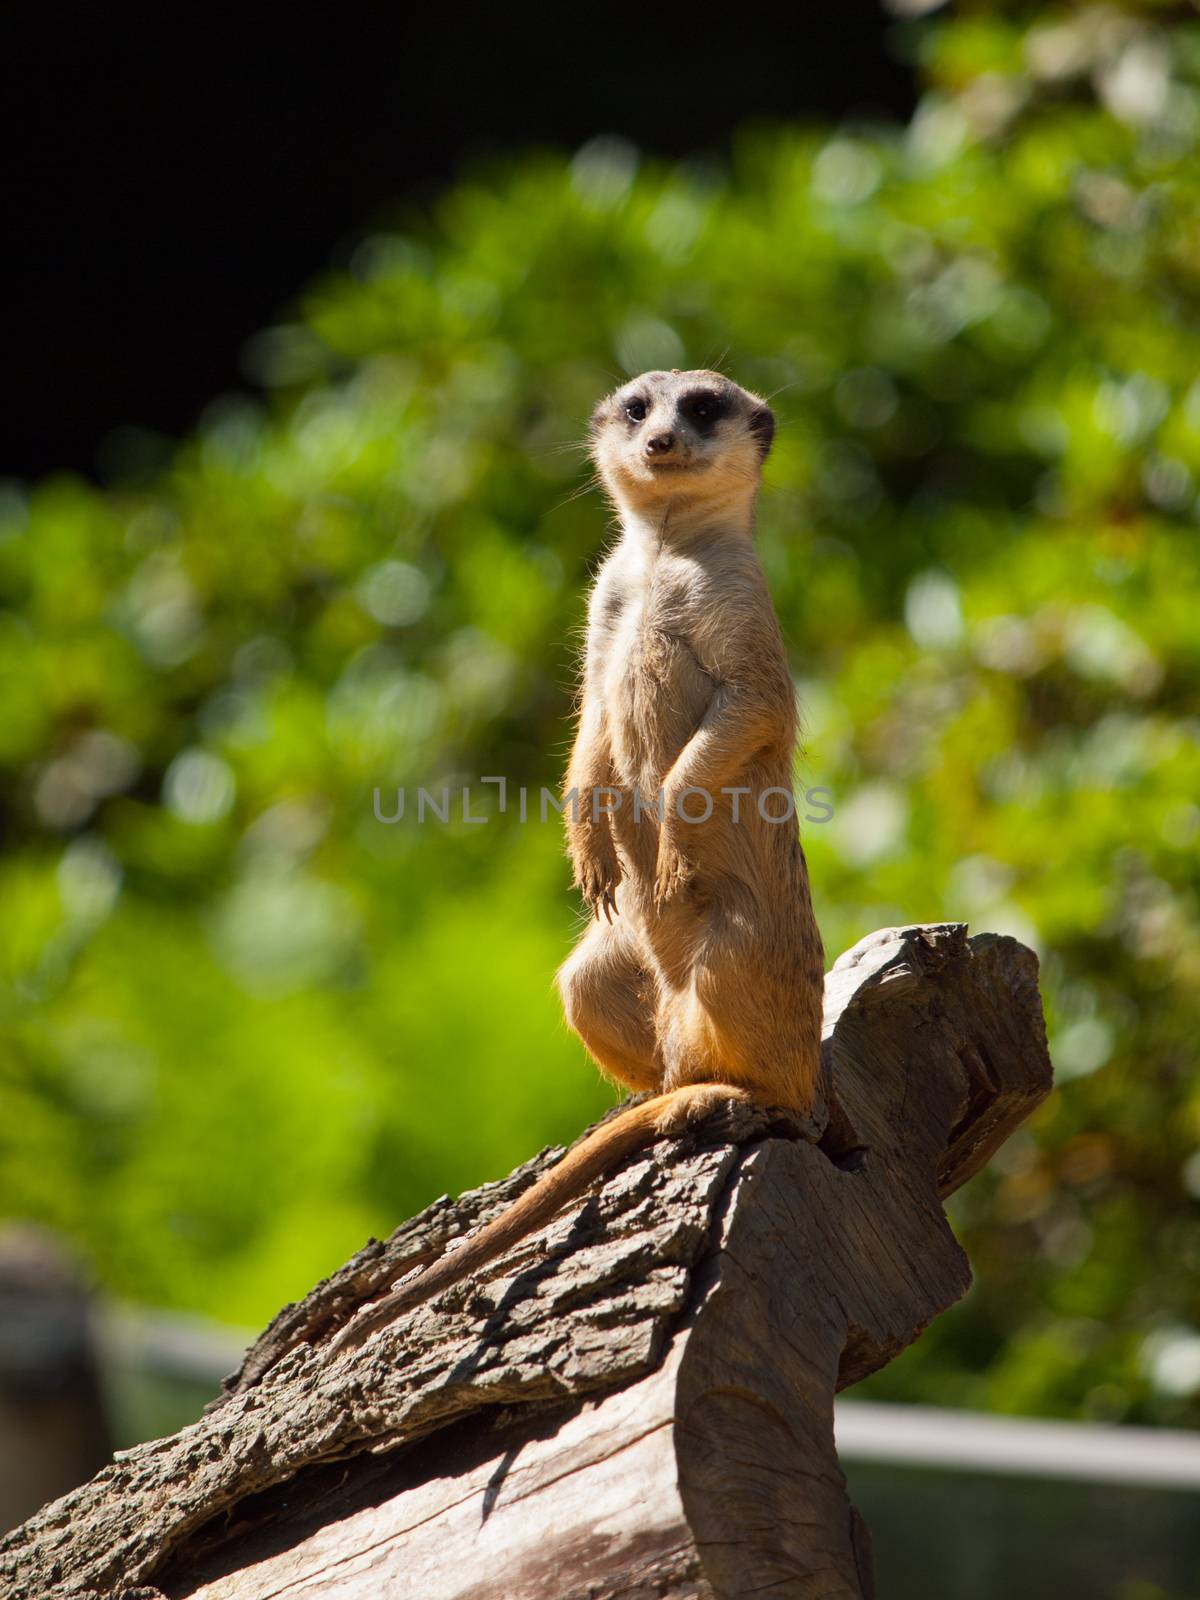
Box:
[644,430,675,456]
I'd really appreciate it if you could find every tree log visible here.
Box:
[0,923,1052,1600]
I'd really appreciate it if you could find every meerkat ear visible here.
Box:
[748,403,776,461]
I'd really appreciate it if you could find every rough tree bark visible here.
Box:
[0,923,1052,1600]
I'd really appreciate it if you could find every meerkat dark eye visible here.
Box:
[624,399,647,423]
[682,392,725,432]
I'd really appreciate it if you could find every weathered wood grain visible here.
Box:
[0,924,1052,1600]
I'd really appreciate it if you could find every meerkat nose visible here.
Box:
[645,431,675,456]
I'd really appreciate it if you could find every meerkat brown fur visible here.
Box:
[334,371,824,1352]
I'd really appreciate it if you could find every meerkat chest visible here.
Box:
[603,565,712,689]
[601,562,717,770]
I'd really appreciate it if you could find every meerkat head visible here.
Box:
[589,369,775,522]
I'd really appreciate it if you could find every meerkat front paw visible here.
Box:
[575,843,622,922]
[653,836,692,908]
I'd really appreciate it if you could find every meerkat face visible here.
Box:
[589,369,775,516]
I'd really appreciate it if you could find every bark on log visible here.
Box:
[0,923,1052,1600]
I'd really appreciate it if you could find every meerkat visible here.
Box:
[334,370,824,1353]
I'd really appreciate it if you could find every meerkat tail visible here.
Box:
[332,1083,750,1353]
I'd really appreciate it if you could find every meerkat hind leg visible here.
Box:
[650,1080,753,1136]
[659,915,820,1117]
[557,919,662,1094]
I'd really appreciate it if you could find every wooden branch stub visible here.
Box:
[0,924,1052,1600]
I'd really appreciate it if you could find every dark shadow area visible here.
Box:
[3,7,915,479]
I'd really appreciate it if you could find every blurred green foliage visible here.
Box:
[2,2,1199,1426]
